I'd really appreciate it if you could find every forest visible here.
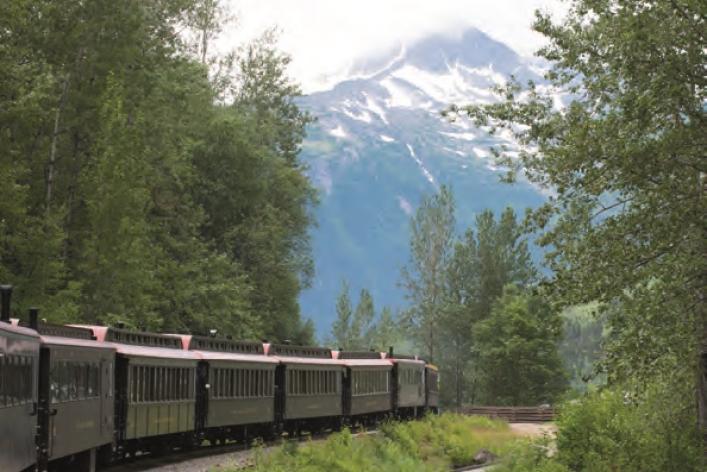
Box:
[0,0,316,343]
[1,0,705,470]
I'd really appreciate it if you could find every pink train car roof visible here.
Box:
[72,325,200,361]
[2,320,40,338]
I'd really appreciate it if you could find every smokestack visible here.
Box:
[0,285,12,323]
[29,308,39,330]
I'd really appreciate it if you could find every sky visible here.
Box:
[224,0,567,93]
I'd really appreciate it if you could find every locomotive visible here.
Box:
[0,285,439,472]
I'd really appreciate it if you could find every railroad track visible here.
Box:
[104,429,380,472]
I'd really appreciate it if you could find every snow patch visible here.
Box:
[442,146,465,157]
[380,77,415,108]
[397,196,413,215]
[342,107,372,123]
[380,134,395,143]
[329,125,348,138]
[440,131,477,141]
[473,147,491,159]
[362,92,389,124]
[406,144,437,188]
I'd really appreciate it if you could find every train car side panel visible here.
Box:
[124,356,197,440]
[349,366,393,416]
[284,365,343,420]
[44,341,115,462]
[206,361,276,428]
[394,360,426,408]
[0,324,39,472]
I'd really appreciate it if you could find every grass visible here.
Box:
[221,413,520,472]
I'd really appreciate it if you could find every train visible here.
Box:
[0,285,439,472]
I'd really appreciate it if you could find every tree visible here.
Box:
[475,285,567,405]
[452,0,705,438]
[0,0,317,343]
[368,306,400,352]
[351,288,375,349]
[401,185,455,362]
[331,281,354,349]
[437,207,536,407]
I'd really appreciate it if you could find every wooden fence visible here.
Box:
[460,406,556,423]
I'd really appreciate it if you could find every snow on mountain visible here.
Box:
[297,28,549,336]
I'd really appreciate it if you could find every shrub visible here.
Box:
[554,383,701,472]
[243,413,518,471]
[497,378,702,472]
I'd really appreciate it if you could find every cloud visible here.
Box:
[223,0,568,92]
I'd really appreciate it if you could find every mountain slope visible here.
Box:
[297,28,547,336]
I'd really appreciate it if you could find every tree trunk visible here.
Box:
[45,73,71,214]
[697,172,706,459]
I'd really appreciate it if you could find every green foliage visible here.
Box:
[246,413,518,472]
[451,0,705,451]
[475,285,567,405]
[559,303,606,393]
[497,374,701,472]
[330,281,400,351]
[430,205,539,407]
[400,185,455,362]
[0,0,316,341]
[495,437,568,472]
[331,280,354,349]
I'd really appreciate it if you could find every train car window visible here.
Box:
[217,368,223,398]
[227,369,232,398]
[166,368,172,401]
[136,366,142,402]
[173,368,179,400]
[0,355,4,407]
[129,366,135,402]
[147,367,157,402]
[220,368,225,398]
[174,368,180,401]
[220,369,226,398]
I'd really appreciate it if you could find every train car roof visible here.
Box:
[271,356,346,367]
[73,325,200,360]
[388,357,426,366]
[1,320,40,339]
[191,350,279,364]
[339,358,393,368]
[39,334,116,351]
[111,342,200,360]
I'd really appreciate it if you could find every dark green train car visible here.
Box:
[37,325,116,472]
[82,326,200,456]
[338,351,393,424]
[425,364,439,413]
[0,314,40,472]
[268,344,345,432]
[390,357,426,418]
[179,335,279,442]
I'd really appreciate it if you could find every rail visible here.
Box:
[461,406,556,423]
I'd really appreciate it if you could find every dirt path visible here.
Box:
[509,422,557,437]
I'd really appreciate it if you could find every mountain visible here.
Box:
[296,28,548,337]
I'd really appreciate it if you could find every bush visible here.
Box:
[554,384,701,472]
[495,437,569,472]
[244,413,518,471]
[497,378,702,472]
